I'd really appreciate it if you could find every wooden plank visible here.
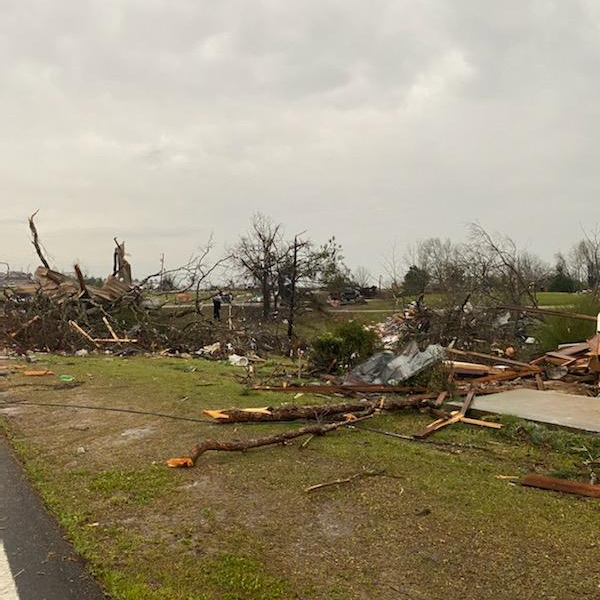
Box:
[544,351,580,363]
[535,373,545,391]
[460,417,502,429]
[521,474,600,498]
[445,360,504,376]
[469,369,538,385]
[459,390,475,416]
[102,316,119,340]
[445,348,542,372]
[433,391,448,407]
[413,411,462,439]
[68,320,99,348]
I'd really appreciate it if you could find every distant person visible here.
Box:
[213,290,223,321]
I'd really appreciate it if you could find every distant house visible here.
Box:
[0,271,34,290]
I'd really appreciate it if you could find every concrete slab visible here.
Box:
[449,388,600,433]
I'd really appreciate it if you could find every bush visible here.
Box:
[310,321,380,372]
[534,294,600,352]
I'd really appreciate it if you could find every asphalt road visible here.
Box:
[0,438,104,600]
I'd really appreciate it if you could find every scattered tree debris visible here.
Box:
[169,413,375,467]
[304,468,395,493]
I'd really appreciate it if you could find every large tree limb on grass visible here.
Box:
[169,413,375,467]
[203,394,434,423]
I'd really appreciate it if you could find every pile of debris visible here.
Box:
[373,300,431,348]
[373,298,527,351]
[8,266,132,304]
[532,334,600,382]
[0,213,290,357]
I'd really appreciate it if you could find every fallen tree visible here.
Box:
[203,394,433,423]
[168,413,375,467]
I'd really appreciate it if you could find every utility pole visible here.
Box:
[287,235,299,344]
[159,253,165,289]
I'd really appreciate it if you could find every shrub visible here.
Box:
[310,321,380,372]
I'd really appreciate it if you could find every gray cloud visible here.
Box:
[1,0,599,279]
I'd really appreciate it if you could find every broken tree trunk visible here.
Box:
[28,210,50,269]
[73,264,89,298]
[204,394,433,423]
[113,239,132,285]
[177,413,375,467]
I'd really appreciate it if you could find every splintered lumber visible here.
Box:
[535,373,545,391]
[445,360,505,376]
[9,315,41,338]
[469,369,539,385]
[23,369,54,376]
[68,320,138,345]
[445,348,543,372]
[413,409,502,439]
[460,417,502,429]
[459,390,476,416]
[173,414,374,467]
[69,320,99,347]
[413,411,463,438]
[433,391,448,407]
[203,395,432,423]
[253,384,426,394]
[102,316,119,340]
[521,474,600,498]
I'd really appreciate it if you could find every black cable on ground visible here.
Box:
[0,399,215,424]
[0,400,324,426]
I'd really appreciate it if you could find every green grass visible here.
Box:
[534,294,600,352]
[102,553,289,600]
[536,291,580,307]
[90,468,172,505]
[2,354,600,600]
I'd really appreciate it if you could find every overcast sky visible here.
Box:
[1,0,599,281]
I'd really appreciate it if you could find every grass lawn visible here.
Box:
[1,354,599,600]
[536,292,579,307]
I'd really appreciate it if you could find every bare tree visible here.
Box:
[353,266,372,288]
[467,223,549,305]
[405,238,464,295]
[382,242,404,298]
[231,213,284,318]
[569,226,600,294]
